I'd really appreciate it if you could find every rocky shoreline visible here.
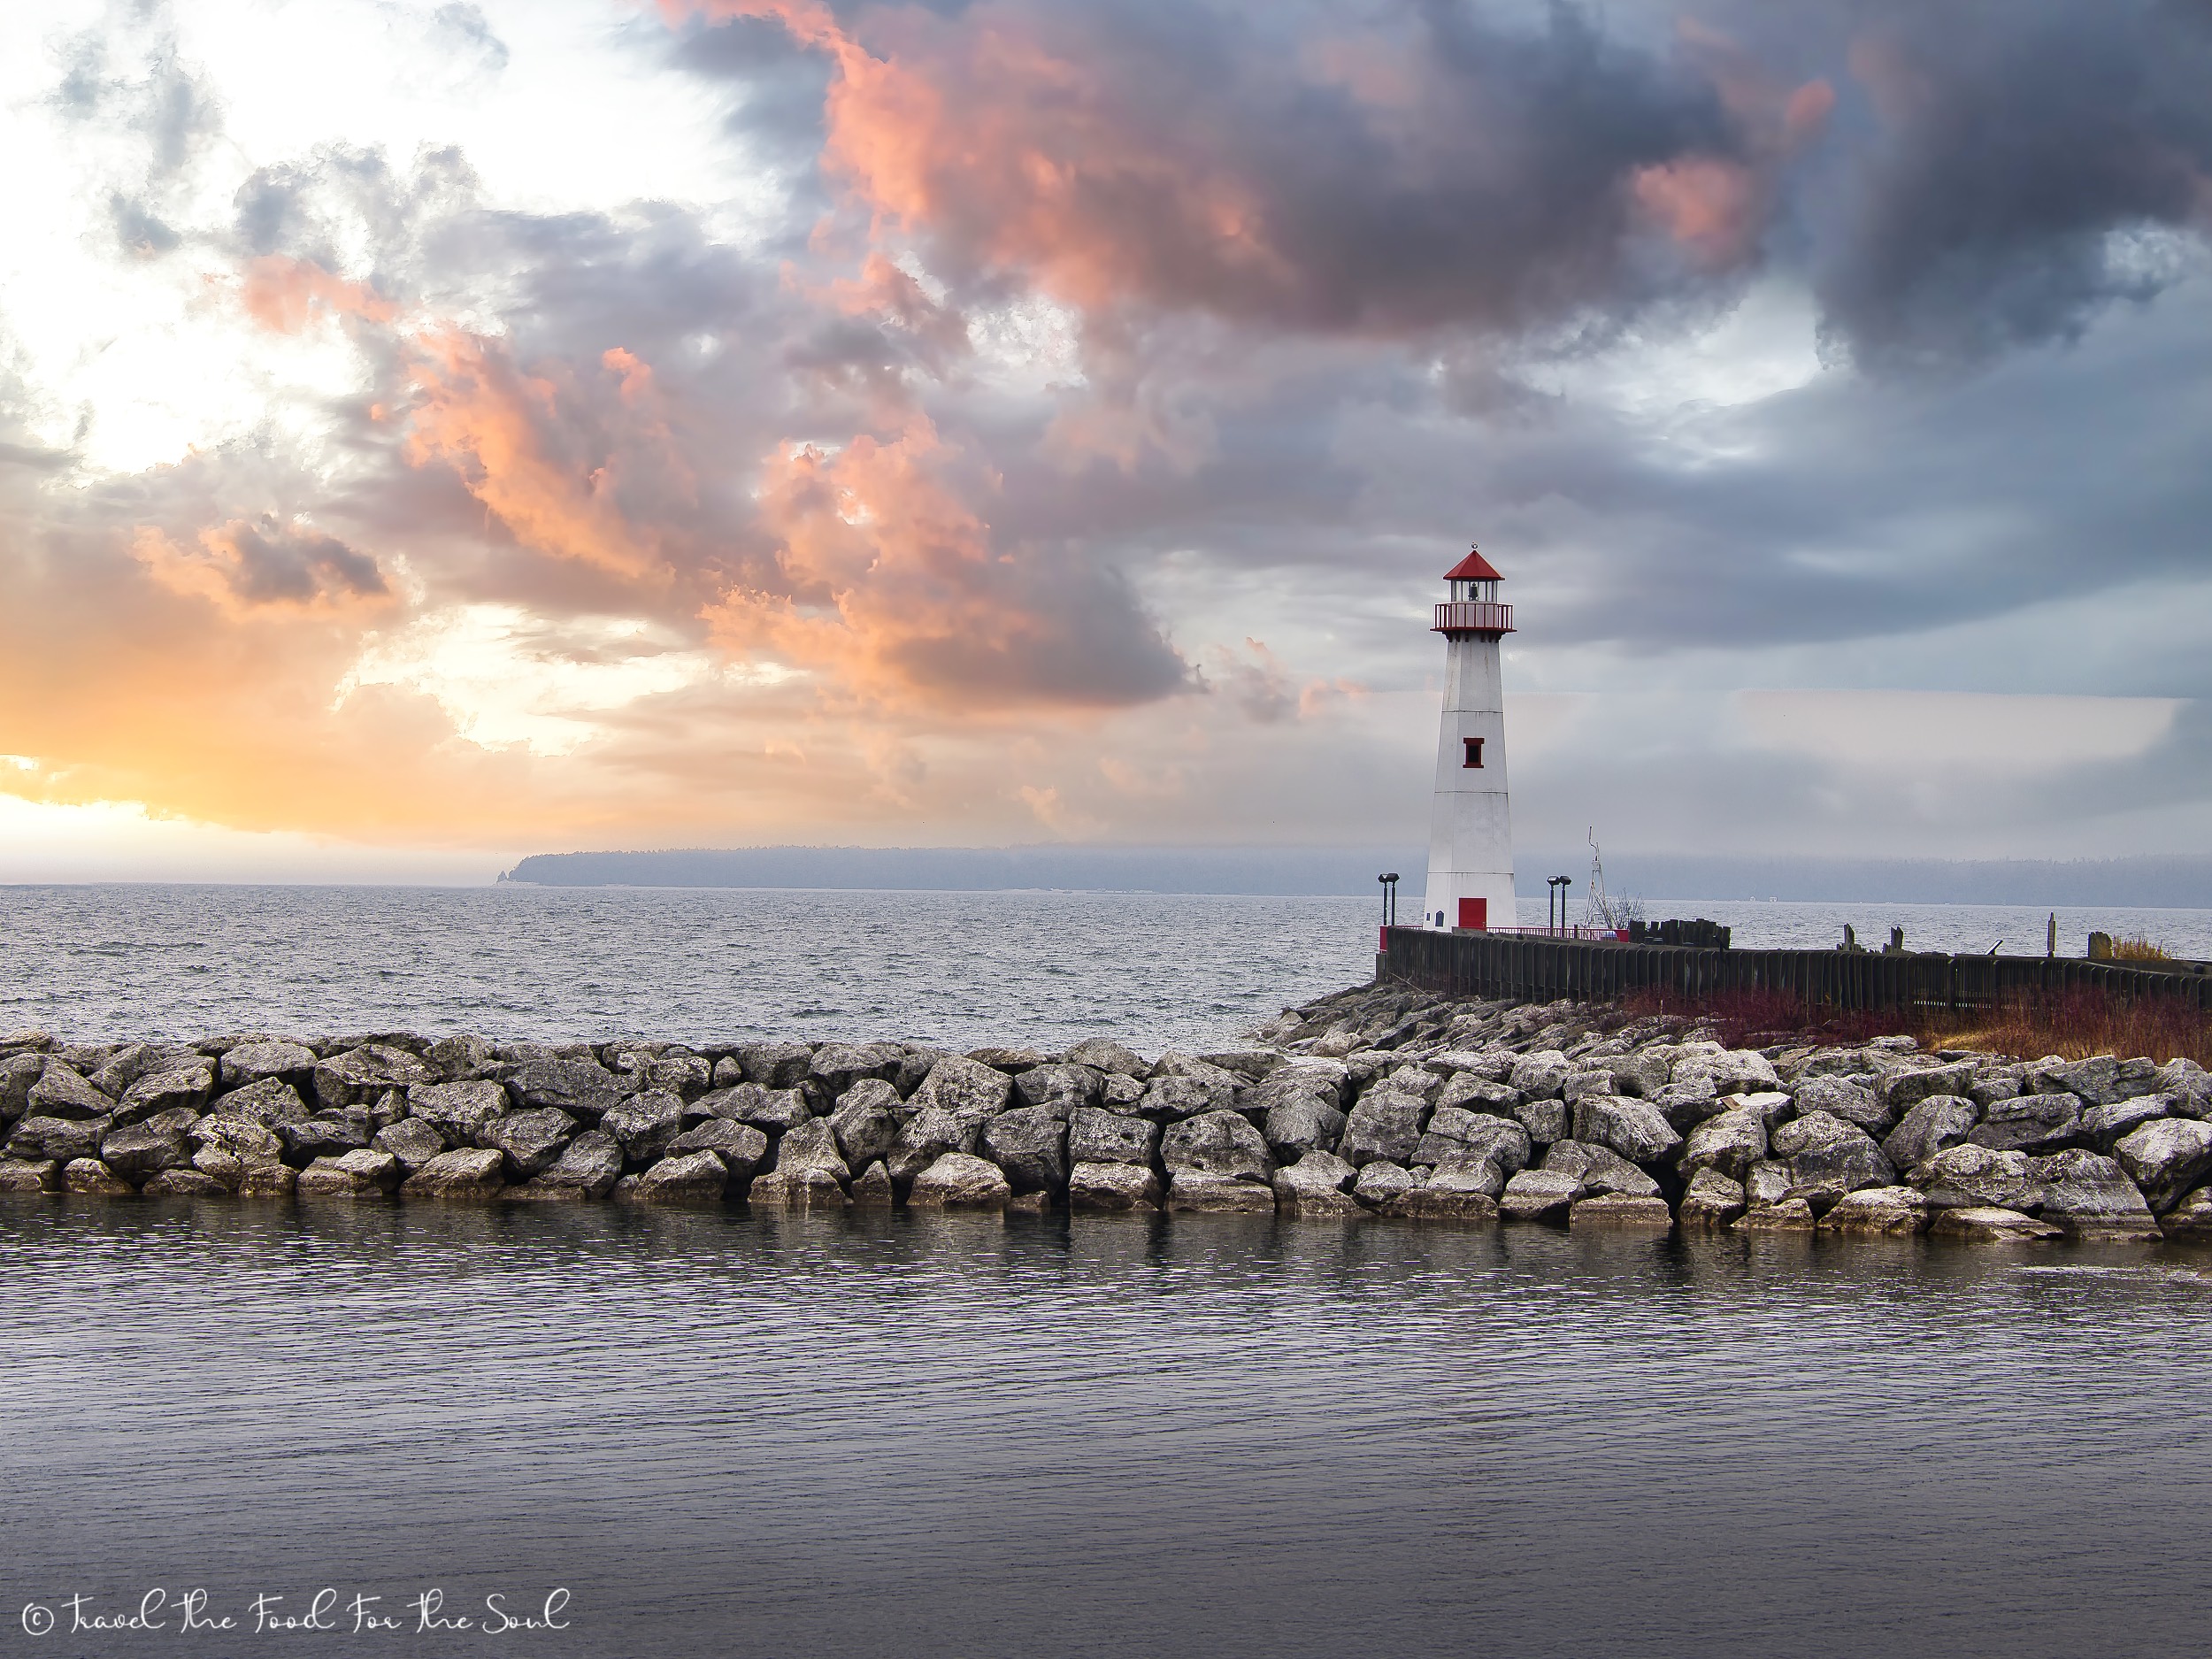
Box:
[4,980,2209,1242]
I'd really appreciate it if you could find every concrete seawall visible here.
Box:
[4,990,2209,1243]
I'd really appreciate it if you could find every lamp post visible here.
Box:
[1378,872,1400,929]
[1548,874,1572,934]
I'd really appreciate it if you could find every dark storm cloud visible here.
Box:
[207,518,389,605]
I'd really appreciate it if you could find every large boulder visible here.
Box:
[1792,1076,1889,1133]
[400,1148,507,1199]
[2158,1186,2212,1241]
[1678,1108,1767,1181]
[1969,1094,2083,1153]
[0,1157,59,1193]
[1608,1050,1671,1099]
[1165,1172,1275,1214]
[1816,1186,1931,1235]
[511,1130,626,1198]
[1135,1077,1222,1122]
[1541,1139,1660,1199]
[1907,1144,2041,1211]
[190,1115,288,1163]
[633,1151,731,1206]
[205,1077,312,1129]
[477,1109,577,1179]
[1770,1112,1895,1210]
[1352,1161,1416,1207]
[1508,1050,1571,1101]
[1437,1072,1522,1116]
[827,1079,903,1170]
[1336,1089,1425,1167]
[1881,1096,1979,1171]
[887,1106,980,1186]
[0,1054,46,1124]
[27,1065,113,1120]
[1261,1094,1346,1160]
[1415,1108,1530,1175]
[1677,1167,1746,1229]
[810,1042,905,1094]
[1149,1053,1247,1110]
[1568,1194,1672,1230]
[219,1041,318,1089]
[8,1116,110,1163]
[1067,1161,1163,1212]
[908,1151,1013,1209]
[1514,1099,1572,1146]
[1162,1110,1274,1182]
[1499,1168,1580,1223]
[1271,1150,1361,1217]
[2033,1149,2159,1240]
[909,1055,1016,1125]
[2078,1097,2173,1155]
[1929,1206,2062,1243]
[371,1118,447,1172]
[1014,1064,1102,1116]
[981,1106,1070,1194]
[737,1041,816,1089]
[279,1115,371,1163]
[1878,1061,1978,1114]
[1734,1197,1817,1231]
[2114,1118,2212,1214]
[772,1118,851,1181]
[1570,1097,1683,1166]
[63,1158,134,1195]
[99,1120,191,1184]
[501,1057,634,1120]
[1065,1038,1148,1077]
[141,1168,227,1197]
[1385,1175,1502,1224]
[116,1064,216,1124]
[296,1149,403,1198]
[2052,1056,2124,1107]
[600,1090,687,1164]
[313,1045,437,1110]
[407,1080,508,1148]
[426,1034,496,1081]
[1067,1108,1157,1167]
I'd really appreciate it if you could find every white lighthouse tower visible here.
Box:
[1422,546,1517,930]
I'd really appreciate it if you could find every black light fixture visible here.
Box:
[1548,874,1573,934]
[1377,872,1400,928]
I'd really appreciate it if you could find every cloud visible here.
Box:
[129,518,390,615]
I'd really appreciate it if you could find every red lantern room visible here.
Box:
[1433,546,1515,638]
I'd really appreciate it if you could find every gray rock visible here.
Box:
[279,1115,371,1162]
[1770,1111,1897,1209]
[1561,1068,1616,1104]
[99,1121,191,1183]
[851,1161,896,1206]
[190,1114,288,1162]
[1679,1109,1767,1180]
[727,1086,814,1134]
[1067,1107,1158,1167]
[982,1105,1070,1194]
[827,1079,903,1168]
[501,1057,633,1120]
[1137,1076,1225,1122]
[2055,1056,2123,1106]
[1969,1093,2082,1153]
[1437,1072,1521,1115]
[2115,1118,2212,1214]
[887,1106,980,1186]
[233,1158,297,1197]
[296,1148,403,1198]
[1929,1206,2062,1242]
[313,1045,437,1110]
[94,1042,188,1101]
[1337,1090,1425,1167]
[1066,1038,1148,1077]
[0,1157,59,1193]
[1793,1076,1890,1133]
[1742,1160,1793,1208]
[1384,1179,1502,1223]
[738,1041,816,1089]
[1417,1152,1508,1200]
[2033,1149,2159,1240]
[1151,1053,1251,1110]
[1508,1050,1571,1101]
[1678,1167,1746,1229]
[909,1151,1013,1209]
[1570,1097,1683,1165]
[1352,1160,1416,1205]
[219,1041,319,1089]
[1908,1144,2042,1210]
[371,1117,448,1172]
[2157,1186,2212,1241]
[1499,1168,1581,1222]
[1648,1082,1724,1133]
[9,1115,111,1163]
[477,1109,577,1179]
[1162,1110,1275,1182]
[1541,1139,1661,1199]
[970,1045,1048,1072]
[1881,1095,1979,1171]
[1415,1107,1531,1175]
[1734,1197,1817,1231]
[406,1079,508,1147]
[1261,1094,1347,1160]
[773,1118,851,1181]
[141,1168,227,1197]
[909,1055,1016,1124]
[515,1130,626,1197]
[205,1077,313,1129]
[426,1034,496,1081]
[115,1064,216,1124]
[2078,1096,2173,1155]
[1514,1099,1571,1145]
[400,1146,507,1199]
[633,1150,731,1205]
[1608,1050,1671,1099]
[63,1158,134,1195]
[1878,1061,1979,1113]
[1165,1172,1275,1214]
[810,1042,905,1094]
[1068,1160,1164,1211]
[1569,1194,1672,1230]
[1014,1064,1101,1116]
[1817,1186,1931,1235]
[600,1090,687,1164]
[0,1053,46,1124]
[1968,1070,2024,1108]
[1271,1148,1358,1205]
[27,1065,113,1121]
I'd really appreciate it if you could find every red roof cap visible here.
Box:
[1444,545,1502,581]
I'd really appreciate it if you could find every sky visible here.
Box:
[0,0,2207,882]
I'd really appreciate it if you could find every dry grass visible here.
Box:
[2111,933,2175,963]
[1613,984,2212,1067]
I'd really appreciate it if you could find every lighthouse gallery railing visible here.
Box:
[1432,601,1515,634]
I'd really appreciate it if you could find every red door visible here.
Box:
[1457,897,1486,931]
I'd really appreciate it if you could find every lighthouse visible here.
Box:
[1422,546,1517,931]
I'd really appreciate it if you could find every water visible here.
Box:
[3,886,2207,1054]
[4,1199,2209,1658]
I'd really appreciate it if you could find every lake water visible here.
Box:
[4,1198,2209,1658]
[2,885,2208,1055]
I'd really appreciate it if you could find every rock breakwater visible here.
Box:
[3,983,2208,1242]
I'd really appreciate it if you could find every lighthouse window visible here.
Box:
[1463,737,1484,769]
